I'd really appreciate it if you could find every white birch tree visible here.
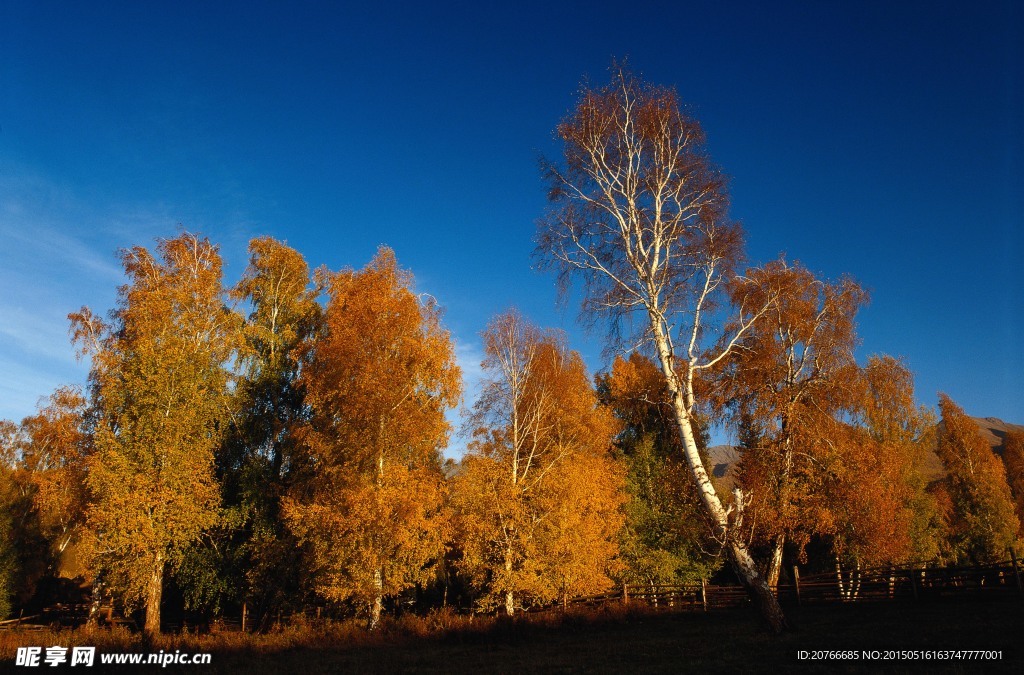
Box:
[453,310,623,614]
[537,66,788,631]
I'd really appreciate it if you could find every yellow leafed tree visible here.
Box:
[283,247,460,628]
[69,233,239,637]
[452,310,624,614]
[935,394,1019,563]
[17,386,91,567]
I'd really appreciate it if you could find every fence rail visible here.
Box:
[530,557,1024,616]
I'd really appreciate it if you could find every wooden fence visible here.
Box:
[779,558,1024,605]
[531,556,1024,616]
[0,603,89,631]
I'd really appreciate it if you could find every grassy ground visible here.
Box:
[2,599,1021,673]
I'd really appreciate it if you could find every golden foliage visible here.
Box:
[600,353,680,446]
[234,236,324,380]
[283,247,460,621]
[17,386,91,559]
[936,394,1019,562]
[1003,430,1024,537]
[69,233,239,620]
[286,464,448,603]
[722,261,866,575]
[843,356,941,564]
[453,311,624,612]
[227,235,323,498]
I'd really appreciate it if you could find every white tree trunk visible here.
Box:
[767,534,785,590]
[651,322,788,632]
[87,578,104,626]
[504,550,515,616]
[369,567,383,629]
[835,558,848,601]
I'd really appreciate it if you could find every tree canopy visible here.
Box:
[283,247,460,628]
[935,394,1019,563]
[453,310,623,614]
[69,232,239,636]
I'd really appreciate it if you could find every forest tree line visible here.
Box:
[1,232,1020,634]
[1,68,1021,635]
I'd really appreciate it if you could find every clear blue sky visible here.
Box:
[1,1,1021,447]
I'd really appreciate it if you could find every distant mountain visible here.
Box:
[708,444,742,491]
[706,416,1023,492]
[965,416,1024,456]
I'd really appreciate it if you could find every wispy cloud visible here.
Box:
[0,161,298,422]
[1,174,125,283]
[454,338,486,403]
[0,304,81,364]
[0,164,180,421]
[443,336,487,460]
[0,356,89,423]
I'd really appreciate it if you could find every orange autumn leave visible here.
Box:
[283,247,460,627]
[452,311,624,614]
[839,356,942,565]
[935,394,1019,562]
[69,233,239,636]
[1004,430,1024,537]
[16,387,91,559]
[721,260,866,584]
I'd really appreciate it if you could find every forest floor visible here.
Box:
[1,598,1021,673]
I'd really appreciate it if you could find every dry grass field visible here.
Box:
[2,598,1021,673]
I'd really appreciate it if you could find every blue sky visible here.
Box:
[1,1,1021,449]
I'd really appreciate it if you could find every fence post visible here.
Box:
[792,566,801,606]
[1010,548,1023,596]
[700,579,708,613]
[241,602,247,633]
[908,568,919,601]
[622,583,629,605]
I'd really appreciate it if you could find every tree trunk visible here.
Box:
[767,533,785,590]
[730,540,788,629]
[675,400,787,632]
[504,545,515,616]
[768,424,794,592]
[369,567,383,629]
[835,558,847,601]
[650,322,789,633]
[144,552,164,638]
[87,578,104,626]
